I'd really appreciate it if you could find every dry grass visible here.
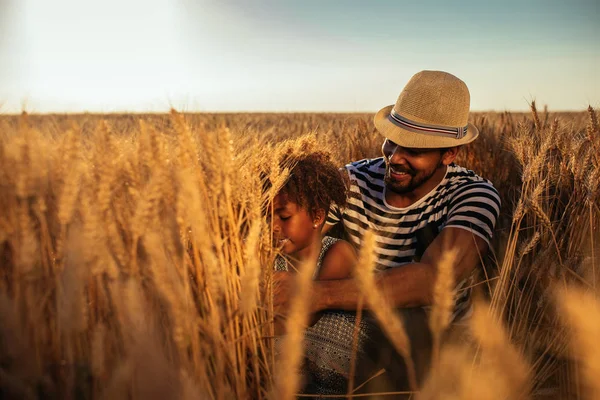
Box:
[0,106,598,399]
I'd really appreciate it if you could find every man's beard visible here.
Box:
[384,162,442,195]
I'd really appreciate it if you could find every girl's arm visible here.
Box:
[305,239,357,327]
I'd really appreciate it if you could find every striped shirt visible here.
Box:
[326,157,501,319]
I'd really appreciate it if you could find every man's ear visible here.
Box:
[442,146,460,165]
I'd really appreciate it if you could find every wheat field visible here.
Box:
[0,106,598,399]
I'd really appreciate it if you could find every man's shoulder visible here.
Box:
[445,164,500,200]
[446,164,496,187]
[345,157,386,177]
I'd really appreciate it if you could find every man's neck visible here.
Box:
[385,165,448,208]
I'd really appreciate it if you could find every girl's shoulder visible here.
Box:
[317,236,357,280]
[320,236,355,264]
[322,236,356,256]
[320,236,341,252]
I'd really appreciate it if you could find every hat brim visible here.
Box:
[373,105,479,149]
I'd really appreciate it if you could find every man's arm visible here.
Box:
[311,227,489,312]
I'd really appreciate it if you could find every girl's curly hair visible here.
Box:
[271,150,347,217]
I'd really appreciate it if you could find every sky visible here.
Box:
[0,0,598,113]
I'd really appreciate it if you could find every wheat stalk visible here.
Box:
[353,229,418,392]
[239,219,263,316]
[429,248,458,366]
[273,243,318,400]
[470,301,532,400]
[556,287,600,399]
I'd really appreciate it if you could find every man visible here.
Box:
[274,70,501,390]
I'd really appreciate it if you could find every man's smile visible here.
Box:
[389,165,413,175]
[388,164,414,181]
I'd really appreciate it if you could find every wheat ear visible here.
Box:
[353,229,418,392]
[556,287,600,399]
[429,249,458,366]
[273,243,318,400]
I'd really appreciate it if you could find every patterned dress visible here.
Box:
[275,236,374,396]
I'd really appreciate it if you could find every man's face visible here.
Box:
[381,138,446,195]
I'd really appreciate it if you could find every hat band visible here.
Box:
[389,108,468,139]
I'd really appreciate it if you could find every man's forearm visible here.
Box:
[313,262,435,312]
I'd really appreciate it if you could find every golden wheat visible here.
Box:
[0,108,597,399]
[273,244,318,400]
[353,229,418,392]
[557,287,600,399]
[429,249,458,367]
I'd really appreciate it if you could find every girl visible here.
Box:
[269,150,373,397]
[271,151,355,281]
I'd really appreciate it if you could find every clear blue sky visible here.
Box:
[0,0,598,113]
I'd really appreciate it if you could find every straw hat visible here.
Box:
[374,70,479,148]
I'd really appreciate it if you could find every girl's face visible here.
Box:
[272,193,322,261]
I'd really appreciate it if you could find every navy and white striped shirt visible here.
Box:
[326,157,501,319]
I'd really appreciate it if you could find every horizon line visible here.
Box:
[1,108,592,116]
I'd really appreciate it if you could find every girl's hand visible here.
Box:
[273,271,322,331]
[273,271,294,318]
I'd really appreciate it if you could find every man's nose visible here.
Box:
[388,145,409,163]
